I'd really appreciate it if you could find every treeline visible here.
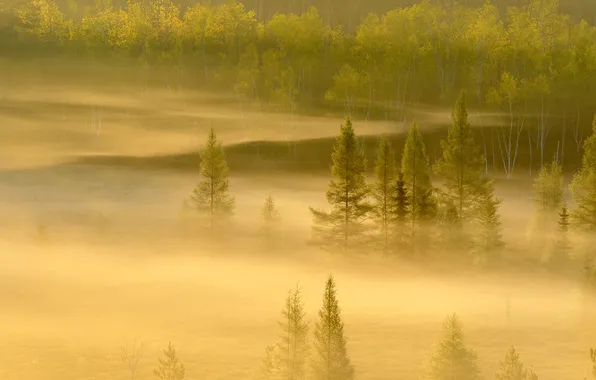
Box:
[142,275,596,380]
[182,92,596,287]
[3,0,596,122]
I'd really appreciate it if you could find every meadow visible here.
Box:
[0,59,595,380]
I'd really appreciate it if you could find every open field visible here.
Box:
[1,62,595,380]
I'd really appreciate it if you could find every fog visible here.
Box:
[1,62,595,380]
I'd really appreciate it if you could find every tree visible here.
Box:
[153,342,185,380]
[390,171,410,250]
[261,285,309,380]
[400,122,434,233]
[548,203,571,270]
[532,158,564,214]
[371,137,398,256]
[434,92,488,222]
[261,195,282,243]
[311,275,354,380]
[424,314,480,380]
[473,190,504,266]
[495,346,534,380]
[309,117,371,252]
[571,114,596,230]
[187,128,234,231]
[121,338,144,380]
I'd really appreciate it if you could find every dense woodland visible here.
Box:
[2,0,596,127]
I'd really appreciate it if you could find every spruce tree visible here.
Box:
[187,128,235,231]
[474,190,505,266]
[548,204,571,271]
[261,195,282,243]
[434,92,488,222]
[571,114,596,230]
[262,285,309,380]
[393,172,410,223]
[424,314,480,380]
[371,137,398,256]
[310,118,371,252]
[391,171,410,250]
[495,346,533,380]
[311,275,354,380]
[401,121,434,231]
[153,342,185,380]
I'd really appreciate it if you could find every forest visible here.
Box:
[2,0,596,379]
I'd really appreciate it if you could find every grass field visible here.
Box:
[1,61,595,380]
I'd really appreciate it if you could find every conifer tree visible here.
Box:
[401,121,434,232]
[391,171,410,250]
[548,203,571,270]
[261,195,282,243]
[187,128,235,231]
[311,275,354,380]
[393,172,409,224]
[371,137,398,256]
[310,118,371,252]
[261,285,309,380]
[424,314,480,380]
[495,346,534,380]
[434,92,488,222]
[571,114,596,230]
[153,342,185,380]
[474,190,504,265]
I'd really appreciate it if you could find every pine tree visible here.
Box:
[261,195,282,243]
[571,114,596,230]
[153,342,185,380]
[434,92,488,222]
[424,314,480,380]
[495,346,532,380]
[262,285,310,380]
[548,204,571,270]
[187,128,235,231]
[390,171,410,250]
[311,275,354,380]
[371,137,398,257]
[401,121,434,232]
[310,118,371,252]
[474,190,504,266]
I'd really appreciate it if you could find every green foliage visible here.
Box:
[424,314,480,380]
[495,346,535,380]
[309,117,371,252]
[532,158,564,214]
[548,204,571,270]
[187,128,234,231]
[473,190,504,265]
[371,137,398,256]
[311,275,354,380]
[435,92,488,222]
[262,286,309,380]
[571,115,596,230]
[153,342,185,380]
[400,122,435,230]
